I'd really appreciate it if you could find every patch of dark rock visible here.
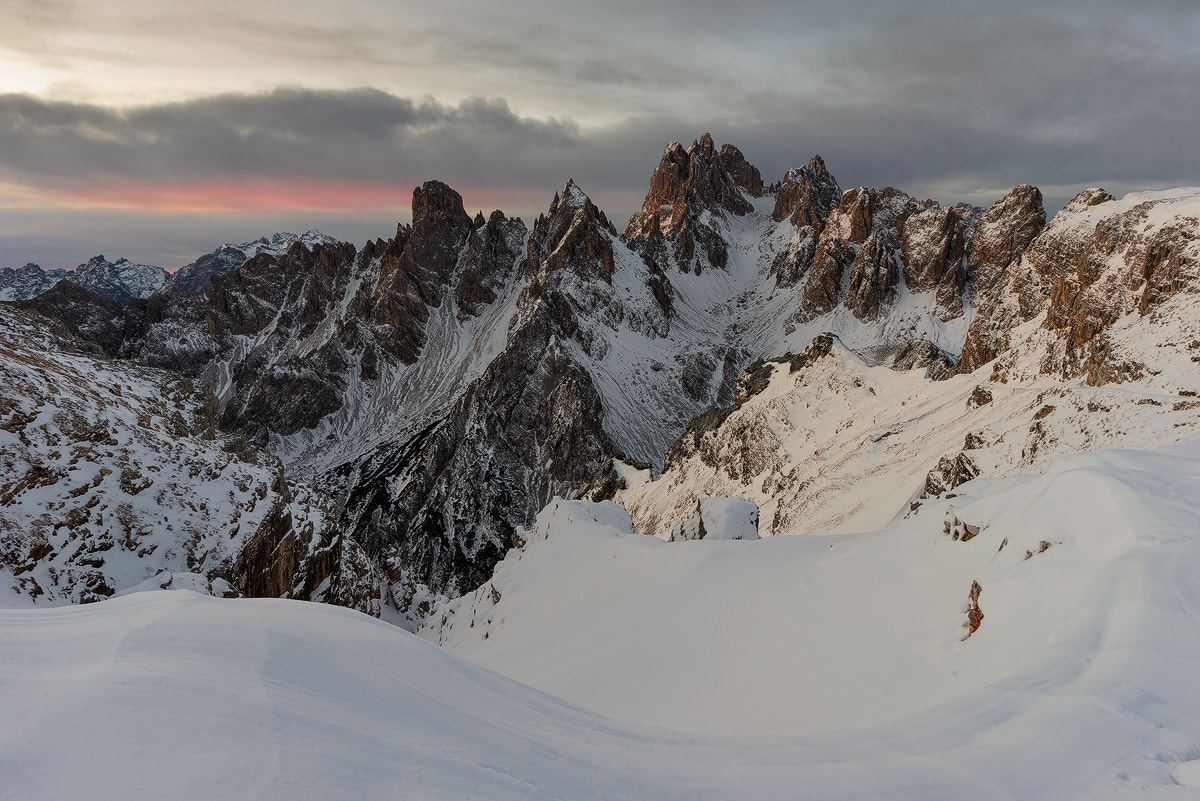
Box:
[922,452,980,498]
[664,405,738,471]
[967,385,993,408]
[735,359,775,403]
[964,429,995,450]
[890,339,955,380]
[962,580,983,640]
[1033,404,1056,420]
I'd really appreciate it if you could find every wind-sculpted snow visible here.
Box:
[428,446,1200,755]
[9,444,1200,800]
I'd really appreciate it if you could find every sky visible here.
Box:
[1,0,1198,269]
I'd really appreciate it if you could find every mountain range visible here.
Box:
[3,134,1200,798]
[3,133,1198,619]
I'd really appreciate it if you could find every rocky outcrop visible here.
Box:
[921,452,981,497]
[955,186,1047,372]
[768,156,844,288]
[626,133,757,273]
[890,339,955,380]
[902,204,970,319]
[792,186,925,322]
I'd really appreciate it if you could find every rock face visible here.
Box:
[333,186,620,597]
[0,303,379,613]
[890,339,955,380]
[954,186,1048,372]
[902,205,970,319]
[769,156,844,287]
[797,186,926,322]
[956,185,1200,380]
[117,182,529,448]
[13,281,125,357]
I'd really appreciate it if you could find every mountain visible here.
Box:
[0,256,167,306]
[0,263,69,302]
[0,302,386,616]
[156,230,343,296]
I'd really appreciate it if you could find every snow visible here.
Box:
[4,440,1200,799]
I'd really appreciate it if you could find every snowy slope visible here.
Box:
[0,304,370,610]
[611,317,1200,541]
[418,443,1200,798]
[4,441,1197,800]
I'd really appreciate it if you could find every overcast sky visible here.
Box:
[2,0,1198,268]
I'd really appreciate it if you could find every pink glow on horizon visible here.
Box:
[39,179,431,213]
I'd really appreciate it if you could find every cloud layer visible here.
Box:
[1,0,1197,267]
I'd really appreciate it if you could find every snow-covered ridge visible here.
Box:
[157,230,343,297]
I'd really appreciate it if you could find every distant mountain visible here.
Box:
[0,263,69,302]
[157,230,343,296]
[70,255,169,306]
[0,256,167,306]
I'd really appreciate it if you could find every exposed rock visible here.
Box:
[718,143,764,197]
[795,187,923,322]
[965,184,1047,293]
[890,339,955,380]
[771,155,842,229]
[669,496,760,541]
[626,134,757,273]
[922,452,981,497]
[963,580,984,639]
[955,185,1047,372]
[902,204,970,319]
[967,385,993,408]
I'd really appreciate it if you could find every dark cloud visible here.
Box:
[0,89,579,188]
[1,1,1198,268]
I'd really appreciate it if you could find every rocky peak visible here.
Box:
[797,186,924,322]
[902,204,971,319]
[718,143,764,197]
[526,180,618,285]
[625,134,757,240]
[954,185,1048,373]
[771,155,842,229]
[368,181,475,363]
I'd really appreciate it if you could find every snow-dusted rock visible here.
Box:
[669,496,759,541]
